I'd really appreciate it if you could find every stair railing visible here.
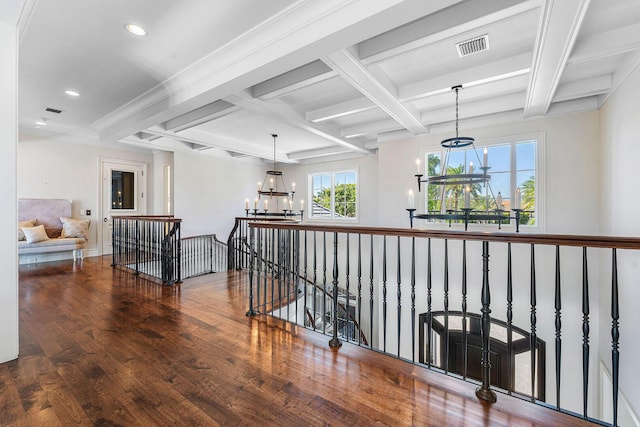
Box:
[246,222,640,427]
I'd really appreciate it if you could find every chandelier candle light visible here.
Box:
[244,134,304,219]
[408,85,524,231]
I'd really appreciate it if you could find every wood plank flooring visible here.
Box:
[1,256,596,426]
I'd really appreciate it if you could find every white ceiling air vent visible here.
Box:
[456,34,489,57]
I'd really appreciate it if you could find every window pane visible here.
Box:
[446,151,465,173]
[112,170,135,210]
[427,153,441,176]
[516,141,536,170]
[312,174,331,216]
[489,171,510,204]
[487,144,510,172]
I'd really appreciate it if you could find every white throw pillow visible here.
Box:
[21,225,49,244]
[18,219,37,241]
[60,217,90,240]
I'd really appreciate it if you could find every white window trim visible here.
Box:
[307,169,359,222]
[418,132,545,233]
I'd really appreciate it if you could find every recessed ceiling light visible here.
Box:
[65,90,80,97]
[124,23,147,36]
[35,121,47,126]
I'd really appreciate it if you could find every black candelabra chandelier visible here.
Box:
[244,134,304,219]
[408,86,524,231]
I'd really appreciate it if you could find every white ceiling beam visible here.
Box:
[552,75,611,102]
[225,91,372,155]
[568,23,640,64]
[163,100,239,132]
[95,0,456,143]
[359,0,540,64]
[421,92,525,124]
[546,96,598,116]
[251,60,336,100]
[342,85,529,138]
[322,48,427,135]
[305,97,375,123]
[145,127,298,163]
[119,135,191,152]
[523,0,591,118]
[341,119,404,139]
[426,110,527,137]
[399,53,531,102]
[288,145,353,160]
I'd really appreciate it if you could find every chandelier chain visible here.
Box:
[455,87,459,138]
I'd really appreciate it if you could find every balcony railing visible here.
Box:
[112,216,227,284]
[227,216,298,271]
[245,222,640,426]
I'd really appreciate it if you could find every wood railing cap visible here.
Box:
[248,222,640,250]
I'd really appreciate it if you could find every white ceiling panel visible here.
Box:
[375,9,538,87]
[188,108,335,153]
[17,0,640,161]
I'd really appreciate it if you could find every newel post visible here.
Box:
[476,240,497,403]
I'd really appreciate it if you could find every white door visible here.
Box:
[101,160,147,255]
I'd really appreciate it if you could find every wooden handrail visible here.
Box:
[249,222,640,250]
[112,215,181,223]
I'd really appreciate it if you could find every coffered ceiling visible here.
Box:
[17,0,640,164]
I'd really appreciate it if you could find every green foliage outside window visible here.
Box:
[313,183,356,217]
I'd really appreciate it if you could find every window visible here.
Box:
[309,171,358,220]
[424,138,537,227]
[111,170,135,209]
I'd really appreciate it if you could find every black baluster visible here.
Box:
[246,226,256,316]
[271,228,275,317]
[346,234,351,342]
[582,246,590,418]
[530,243,537,402]
[411,236,416,363]
[263,228,269,313]
[285,229,291,322]
[554,245,561,409]
[135,220,140,275]
[397,236,402,358]
[323,232,327,335]
[611,248,620,427]
[475,240,497,403]
[383,235,388,353]
[313,231,317,331]
[427,238,432,369]
[303,230,308,328]
[444,239,449,373]
[358,234,363,346]
[294,229,300,326]
[507,242,514,395]
[370,235,374,349]
[462,239,468,379]
[329,232,342,348]
[256,227,262,313]
[278,229,283,319]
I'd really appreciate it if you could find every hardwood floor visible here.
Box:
[1,256,595,426]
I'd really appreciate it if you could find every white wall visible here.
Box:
[599,62,640,418]
[173,150,264,240]
[0,20,19,363]
[377,111,601,234]
[18,133,154,259]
